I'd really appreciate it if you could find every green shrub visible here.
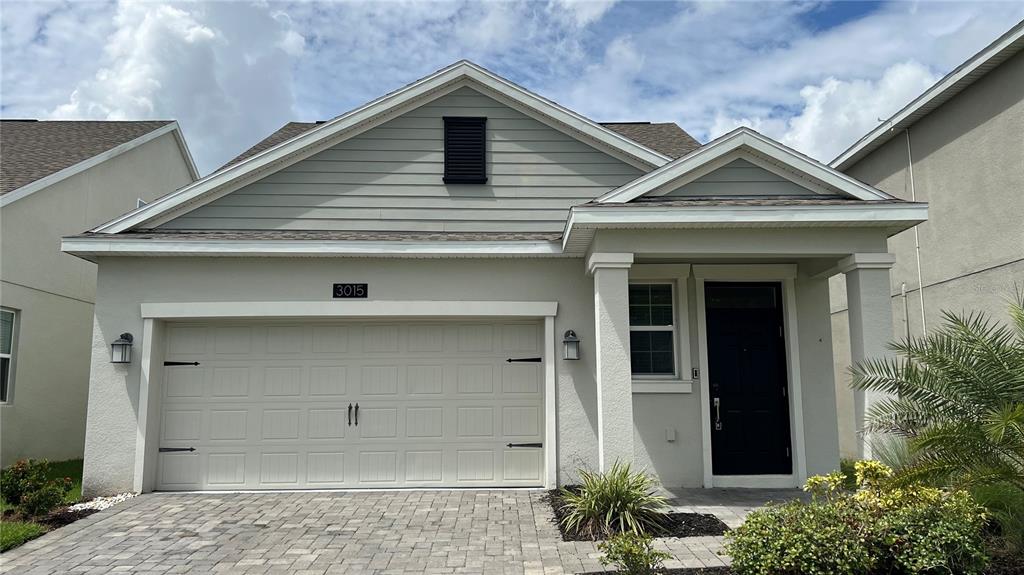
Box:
[1,459,74,518]
[598,531,671,575]
[728,499,869,575]
[558,461,667,538]
[972,482,1024,556]
[0,520,46,552]
[1,459,48,506]
[839,458,857,491]
[727,461,989,575]
[18,477,73,518]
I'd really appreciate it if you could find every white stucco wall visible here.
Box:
[0,132,195,465]
[80,224,884,495]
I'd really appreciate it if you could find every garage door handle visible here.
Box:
[159,447,196,453]
[347,403,352,426]
[506,357,542,363]
[506,443,542,448]
[354,403,359,426]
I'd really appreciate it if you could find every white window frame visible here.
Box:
[1,307,18,404]
[628,264,692,393]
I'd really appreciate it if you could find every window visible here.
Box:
[1,308,16,403]
[629,284,675,376]
[443,116,487,184]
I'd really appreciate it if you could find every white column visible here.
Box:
[841,253,896,458]
[587,252,634,471]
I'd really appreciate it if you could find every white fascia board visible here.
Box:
[832,22,1024,170]
[92,60,670,234]
[169,122,201,181]
[60,237,566,259]
[569,203,927,225]
[1,123,189,208]
[595,128,892,204]
[141,300,559,319]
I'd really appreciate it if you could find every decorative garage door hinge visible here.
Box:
[506,357,542,363]
[163,361,200,366]
[158,447,196,453]
[506,443,543,448]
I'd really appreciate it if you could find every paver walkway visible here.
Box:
[1,489,802,574]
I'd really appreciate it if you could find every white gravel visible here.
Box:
[67,492,137,512]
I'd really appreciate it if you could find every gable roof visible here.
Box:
[597,127,895,204]
[93,60,676,234]
[221,120,700,171]
[832,19,1024,170]
[0,120,198,206]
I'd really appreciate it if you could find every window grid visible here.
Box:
[628,283,677,377]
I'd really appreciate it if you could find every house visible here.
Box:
[0,120,198,466]
[830,21,1024,459]
[61,62,926,497]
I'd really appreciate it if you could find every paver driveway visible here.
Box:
[0,489,795,574]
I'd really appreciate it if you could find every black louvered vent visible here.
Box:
[443,117,487,184]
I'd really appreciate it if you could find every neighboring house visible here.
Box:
[62,61,926,497]
[1,120,198,466]
[830,22,1024,459]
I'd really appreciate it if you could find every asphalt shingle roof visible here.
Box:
[0,120,174,195]
[580,196,918,207]
[70,230,563,242]
[221,120,700,170]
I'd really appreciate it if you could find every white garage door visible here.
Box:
[157,320,545,490]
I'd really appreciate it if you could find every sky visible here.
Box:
[2,1,1022,175]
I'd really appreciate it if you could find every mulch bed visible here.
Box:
[39,507,97,529]
[585,564,729,568]
[3,505,98,530]
[545,488,730,542]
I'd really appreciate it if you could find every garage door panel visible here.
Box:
[310,366,347,396]
[359,451,398,482]
[307,452,346,484]
[261,409,301,440]
[209,410,248,440]
[407,365,444,395]
[502,364,541,394]
[212,367,250,397]
[267,325,304,354]
[260,453,300,485]
[158,320,544,490]
[207,453,247,486]
[360,365,399,395]
[504,450,543,482]
[457,365,494,394]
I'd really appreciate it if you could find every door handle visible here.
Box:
[354,403,359,426]
[347,403,352,426]
[713,397,722,431]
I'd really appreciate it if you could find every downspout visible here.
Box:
[901,282,911,341]
[906,129,927,334]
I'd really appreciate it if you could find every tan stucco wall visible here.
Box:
[832,49,1024,458]
[0,132,194,465]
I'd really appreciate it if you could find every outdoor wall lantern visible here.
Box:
[562,330,580,360]
[111,333,134,364]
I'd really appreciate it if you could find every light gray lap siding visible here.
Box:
[161,87,644,233]
[664,158,817,197]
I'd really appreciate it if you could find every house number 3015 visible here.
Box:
[332,283,368,298]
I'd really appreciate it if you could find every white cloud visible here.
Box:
[778,61,940,160]
[547,0,618,27]
[23,1,302,174]
[3,0,1022,171]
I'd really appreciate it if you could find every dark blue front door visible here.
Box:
[705,282,792,475]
